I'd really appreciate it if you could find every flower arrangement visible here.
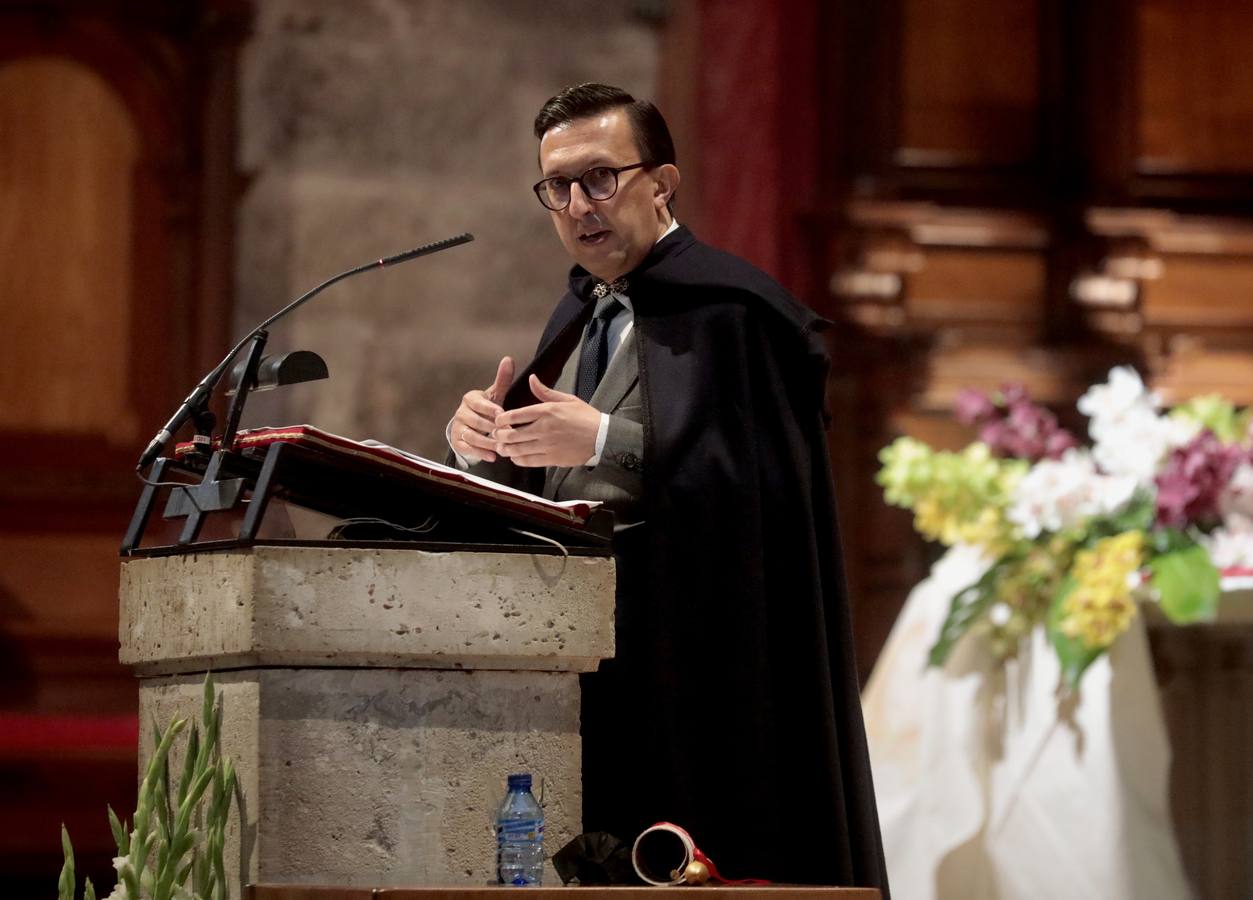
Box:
[877,367,1253,686]
[57,675,237,900]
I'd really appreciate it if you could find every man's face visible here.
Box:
[538,109,677,282]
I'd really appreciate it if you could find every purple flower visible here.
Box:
[1000,383,1031,407]
[978,419,1011,452]
[1155,431,1247,528]
[955,388,997,425]
[957,382,1081,463]
[1045,430,1080,459]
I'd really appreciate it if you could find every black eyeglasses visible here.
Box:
[532,162,651,211]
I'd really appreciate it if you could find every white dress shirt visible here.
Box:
[449,219,679,469]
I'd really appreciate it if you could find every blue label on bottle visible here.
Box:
[498,819,543,839]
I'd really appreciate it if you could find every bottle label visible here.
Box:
[498,819,543,841]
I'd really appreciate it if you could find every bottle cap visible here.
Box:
[506,773,533,791]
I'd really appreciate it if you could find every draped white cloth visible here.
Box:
[863,546,1193,900]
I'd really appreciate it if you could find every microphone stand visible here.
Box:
[217,329,269,453]
[136,233,474,471]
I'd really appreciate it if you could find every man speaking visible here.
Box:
[448,83,887,891]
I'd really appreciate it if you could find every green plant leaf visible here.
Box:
[178,852,195,887]
[1151,544,1221,623]
[927,562,1003,667]
[129,716,186,899]
[1046,576,1102,689]
[195,845,211,898]
[202,674,214,739]
[107,805,130,855]
[1147,526,1195,556]
[61,673,237,900]
[57,824,75,900]
[1092,492,1155,538]
[179,726,200,807]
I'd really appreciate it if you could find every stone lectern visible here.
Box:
[119,544,615,890]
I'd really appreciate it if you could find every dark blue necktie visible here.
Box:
[575,295,624,403]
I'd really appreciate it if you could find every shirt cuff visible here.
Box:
[585,413,611,467]
[446,418,475,470]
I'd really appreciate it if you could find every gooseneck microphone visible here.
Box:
[135,232,475,471]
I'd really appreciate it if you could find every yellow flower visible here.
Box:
[878,438,1025,554]
[1059,531,1145,649]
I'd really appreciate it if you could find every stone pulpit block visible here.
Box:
[119,546,615,890]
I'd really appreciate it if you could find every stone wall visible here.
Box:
[235,0,660,458]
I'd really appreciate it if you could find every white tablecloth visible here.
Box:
[863,546,1193,900]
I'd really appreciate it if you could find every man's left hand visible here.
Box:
[492,374,601,467]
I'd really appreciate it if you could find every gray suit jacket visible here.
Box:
[466,328,645,530]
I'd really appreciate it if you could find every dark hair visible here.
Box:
[533,83,676,168]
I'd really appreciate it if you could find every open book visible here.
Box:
[174,424,603,530]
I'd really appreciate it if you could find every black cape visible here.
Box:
[500,227,888,892]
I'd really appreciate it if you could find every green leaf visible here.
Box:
[202,674,214,739]
[195,845,211,898]
[202,673,222,768]
[60,823,74,864]
[58,672,239,900]
[1098,492,1155,536]
[1147,526,1195,556]
[129,716,186,897]
[57,824,76,900]
[211,830,228,900]
[1151,544,1221,623]
[107,805,130,855]
[178,853,195,887]
[183,766,216,819]
[179,726,200,807]
[927,561,1004,667]
[1046,576,1102,689]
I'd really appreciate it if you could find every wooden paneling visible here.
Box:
[1141,256,1253,331]
[0,3,247,892]
[904,344,1104,415]
[830,202,1051,342]
[1078,209,1253,360]
[1156,348,1253,407]
[0,533,122,645]
[0,58,140,439]
[898,0,1039,168]
[1137,0,1253,175]
[907,249,1045,327]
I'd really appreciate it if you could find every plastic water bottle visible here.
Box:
[496,772,544,885]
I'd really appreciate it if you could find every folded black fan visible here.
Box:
[553,832,640,885]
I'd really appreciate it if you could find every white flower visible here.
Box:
[1076,366,1201,485]
[1078,366,1160,434]
[103,868,130,900]
[988,603,1012,626]
[1090,405,1199,484]
[1007,449,1138,538]
[1220,462,1253,519]
[1201,512,1253,569]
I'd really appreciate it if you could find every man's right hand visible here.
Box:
[451,356,514,464]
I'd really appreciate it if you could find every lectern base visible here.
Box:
[120,546,615,892]
[141,668,581,887]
